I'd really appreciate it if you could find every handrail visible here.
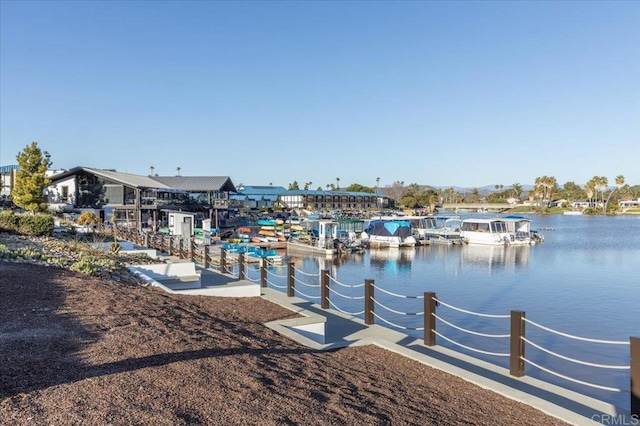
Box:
[433,331,509,357]
[435,298,510,319]
[523,318,629,345]
[521,337,630,369]
[434,314,510,338]
[521,357,627,392]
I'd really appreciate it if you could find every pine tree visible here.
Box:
[12,141,51,213]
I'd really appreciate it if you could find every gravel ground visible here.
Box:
[0,234,570,425]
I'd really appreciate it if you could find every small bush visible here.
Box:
[19,213,55,236]
[0,210,19,232]
[77,211,99,225]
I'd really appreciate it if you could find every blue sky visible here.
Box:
[1,1,638,189]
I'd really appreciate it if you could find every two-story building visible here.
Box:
[46,167,236,231]
[278,190,387,211]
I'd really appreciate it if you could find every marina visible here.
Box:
[118,212,639,412]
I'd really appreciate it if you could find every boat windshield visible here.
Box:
[490,221,507,233]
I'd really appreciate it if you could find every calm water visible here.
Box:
[277,214,640,408]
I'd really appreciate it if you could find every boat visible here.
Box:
[257,217,276,226]
[423,216,463,244]
[460,218,510,246]
[247,247,283,263]
[501,215,544,244]
[287,219,362,255]
[361,219,417,248]
[460,217,541,246]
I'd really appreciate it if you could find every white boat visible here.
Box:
[423,216,463,244]
[361,219,417,248]
[460,218,512,246]
[501,215,544,244]
[460,217,542,246]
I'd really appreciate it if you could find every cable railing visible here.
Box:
[114,229,640,414]
[518,317,631,393]
[428,296,511,357]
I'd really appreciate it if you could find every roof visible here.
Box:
[461,218,505,223]
[48,167,174,189]
[0,165,19,173]
[151,176,236,192]
[46,167,237,193]
[237,185,287,195]
[284,190,384,197]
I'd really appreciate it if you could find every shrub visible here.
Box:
[18,213,55,236]
[77,211,100,227]
[0,210,19,232]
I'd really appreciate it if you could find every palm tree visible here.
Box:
[176,167,181,176]
[604,175,625,212]
[336,177,340,190]
[149,166,155,176]
[511,183,522,202]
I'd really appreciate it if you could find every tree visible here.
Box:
[12,142,51,213]
[289,181,300,190]
[561,181,583,201]
[511,183,522,202]
[387,180,405,203]
[345,183,374,193]
[604,175,625,212]
[534,176,558,207]
[176,167,181,176]
[303,181,312,190]
[469,188,480,203]
[336,177,340,190]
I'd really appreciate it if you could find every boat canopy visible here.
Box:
[367,220,413,237]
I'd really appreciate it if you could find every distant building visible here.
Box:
[0,165,18,202]
[619,198,640,209]
[279,190,387,211]
[231,185,288,210]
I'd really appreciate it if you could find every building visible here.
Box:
[619,198,640,209]
[46,167,236,230]
[0,165,18,205]
[278,190,387,211]
[231,185,288,210]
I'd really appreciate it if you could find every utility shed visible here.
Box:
[165,210,196,238]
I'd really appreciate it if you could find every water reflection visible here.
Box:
[369,248,415,273]
[459,245,530,271]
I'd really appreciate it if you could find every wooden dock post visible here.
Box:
[631,336,640,418]
[190,239,195,263]
[220,248,226,274]
[287,262,295,297]
[321,269,329,309]
[238,253,245,280]
[203,245,210,269]
[424,292,436,346]
[260,258,267,288]
[178,238,184,259]
[510,310,526,377]
[168,237,173,256]
[364,279,374,325]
